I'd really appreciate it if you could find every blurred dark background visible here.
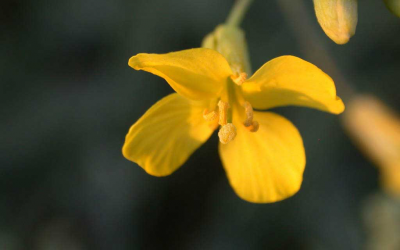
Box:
[1,0,399,249]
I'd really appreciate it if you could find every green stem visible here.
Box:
[226,0,254,27]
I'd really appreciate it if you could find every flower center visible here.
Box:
[202,75,259,144]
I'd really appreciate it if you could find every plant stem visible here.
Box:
[226,0,254,27]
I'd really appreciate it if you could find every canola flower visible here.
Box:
[122,21,344,203]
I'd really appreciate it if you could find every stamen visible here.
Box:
[230,72,247,86]
[218,123,237,144]
[242,101,259,132]
[203,109,218,122]
[243,101,253,127]
[218,100,230,126]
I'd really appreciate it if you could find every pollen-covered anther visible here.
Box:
[203,109,218,122]
[218,100,230,126]
[218,123,237,144]
[230,72,247,86]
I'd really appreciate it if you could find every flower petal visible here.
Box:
[129,48,232,100]
[242,56,344,114]
[219,111,305,203]
[122,93,215,176]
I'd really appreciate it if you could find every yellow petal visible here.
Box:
[219,111,305,203]
[313,0,358,44]
[122,93,215,176]
[128,48,232,100]
[242,56,344,114]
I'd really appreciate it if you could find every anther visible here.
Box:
[230,72,247,86]
[246,121,259,132]
[218,123,237,144]
[203,109,218,122]
[218,100,230,126]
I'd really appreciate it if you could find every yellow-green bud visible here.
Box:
[201,25,252,77]
[313,0,358,45]
[383,0,400,18]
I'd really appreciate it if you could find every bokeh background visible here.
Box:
[1,0,399,249]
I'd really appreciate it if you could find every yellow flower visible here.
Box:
[343,95,400,197]
[313,0,358,44]
[122,25,344,203]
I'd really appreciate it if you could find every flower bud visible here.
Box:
[343,95,400,196]
[383,0,400,18]
[202,25,251,76]
[313,0,358,44]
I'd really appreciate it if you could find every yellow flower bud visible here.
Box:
[343,95,400,197]
[313,0,358,44]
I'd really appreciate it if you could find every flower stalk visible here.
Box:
[226,0,254,27]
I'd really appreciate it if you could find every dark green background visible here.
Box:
[1,0,399,249]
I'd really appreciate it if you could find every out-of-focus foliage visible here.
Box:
[363,193,400,250]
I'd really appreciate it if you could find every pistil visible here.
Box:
[218,100,230,125]
[217,100,237,144]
